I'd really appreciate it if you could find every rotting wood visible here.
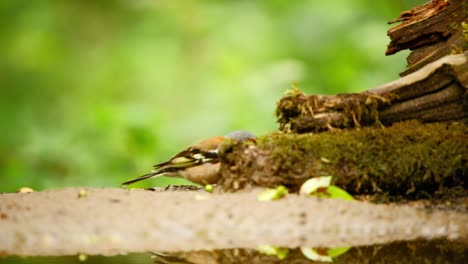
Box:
[271,1,467,201]
[386,0,467,76]
[276,52,467,133]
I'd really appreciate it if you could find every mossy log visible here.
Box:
[276,52,467,133]
[386,0,467,76]
[218,121,467,200]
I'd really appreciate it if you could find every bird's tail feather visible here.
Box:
[121,172,164,187]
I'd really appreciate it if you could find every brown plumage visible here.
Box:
[122,131,255,187]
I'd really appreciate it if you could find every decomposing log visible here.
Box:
[386,0,467,76]
[277,0,468,133]
[276,52,467,133]
[269,1,467,203]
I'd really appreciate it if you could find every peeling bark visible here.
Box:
[386,0,467,76]
[276,52,467,133]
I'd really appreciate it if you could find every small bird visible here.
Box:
[122,130,256,187]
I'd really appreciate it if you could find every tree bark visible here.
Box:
[276,52,467,133]
[386,0,467,76]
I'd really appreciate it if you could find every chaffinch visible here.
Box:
[122,130,256,187]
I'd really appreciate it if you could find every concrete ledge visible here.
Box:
[0,188,466,256]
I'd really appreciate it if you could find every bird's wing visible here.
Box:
[121,147,219,187]
[153,147,218,170]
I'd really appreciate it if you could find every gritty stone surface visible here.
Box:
[0,187,466,256]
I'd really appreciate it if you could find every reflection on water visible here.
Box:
[150,239,467,263]
[1,239,466,264]
[0,253,151,264]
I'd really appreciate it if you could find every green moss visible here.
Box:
[449,22,459,31]
[462,21,468,43]
[219,121,467,201]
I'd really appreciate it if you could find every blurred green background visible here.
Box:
[0,0,422,192]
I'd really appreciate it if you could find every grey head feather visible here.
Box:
[224,130,256,141]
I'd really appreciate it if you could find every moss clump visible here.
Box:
[219,121,467,201]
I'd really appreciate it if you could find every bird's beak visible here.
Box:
[247,138,257,144]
